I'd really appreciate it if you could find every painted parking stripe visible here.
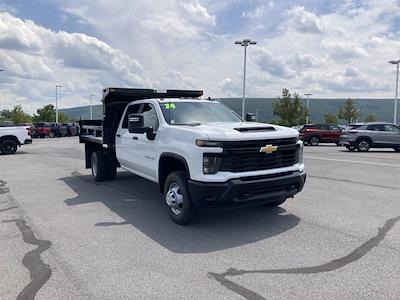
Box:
[304,156,400,168]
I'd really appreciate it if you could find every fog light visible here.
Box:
[203,155,221,174]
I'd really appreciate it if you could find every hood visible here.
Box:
[177,122,299,141]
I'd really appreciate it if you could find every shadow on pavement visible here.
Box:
[61,171,300,253]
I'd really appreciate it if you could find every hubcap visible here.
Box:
[4,142,15,153]
[310,137,318,145]
[166,182,184,215]
[359,141,369,151]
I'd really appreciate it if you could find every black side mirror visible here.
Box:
[245,113,256,122]
[128,114,156,140]
[128,114,145,133]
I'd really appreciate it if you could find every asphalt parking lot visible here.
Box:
[1,137,400,299]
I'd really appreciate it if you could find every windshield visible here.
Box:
[159,101,242,125]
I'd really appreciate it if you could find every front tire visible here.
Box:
[164,171,195,225]
[357,139,371,152]
[309,136,320,146]
[0,139,18,154]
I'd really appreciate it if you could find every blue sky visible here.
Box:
[0,0,400,113]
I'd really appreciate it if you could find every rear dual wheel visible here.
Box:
[91,151,117,181]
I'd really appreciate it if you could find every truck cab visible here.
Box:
[79,88,306,224]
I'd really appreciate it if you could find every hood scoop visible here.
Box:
[234,126,276,133]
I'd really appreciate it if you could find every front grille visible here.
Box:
[219,138,299,172]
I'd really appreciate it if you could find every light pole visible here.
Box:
[55,85,62,123]
[389,60,400,124]
[235,39,257,119]
[304,93,312,124]
[90,94,95,120]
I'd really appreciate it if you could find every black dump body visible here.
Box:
[79,88,203,146]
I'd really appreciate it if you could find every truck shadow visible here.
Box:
[61,171,300,253]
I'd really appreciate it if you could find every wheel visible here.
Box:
[0,139,18,154]
[346,145,355,152]
[164,171,196,225]
[48,131,55,138]
[91,151,108,182]
[309,136,320,146]
[394,147,400,152]
[357,139,370,152]
[263,199,286,207]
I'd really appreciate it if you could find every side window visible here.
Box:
[329,125,340,131]
[367,124,384,131]
[122,104,141,129]
[141,104,159,132]
[384,124,400,132]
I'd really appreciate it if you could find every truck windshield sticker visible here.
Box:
[164,103,176,109]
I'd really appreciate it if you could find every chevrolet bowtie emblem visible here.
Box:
[259,144,278,154]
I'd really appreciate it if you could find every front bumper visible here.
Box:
[339,136,355,146]
[188,171,306,208]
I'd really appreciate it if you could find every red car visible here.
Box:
[299,124,342,146]
[32,122,52,138]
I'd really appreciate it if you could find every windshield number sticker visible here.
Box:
[164,103,176,109]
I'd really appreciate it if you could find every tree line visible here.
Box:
[0,104,72,125]
[272,88,376,126]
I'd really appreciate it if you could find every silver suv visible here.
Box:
[340,122,400,152]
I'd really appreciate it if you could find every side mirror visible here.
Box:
[128,114,156,140]
[245,113,256,122]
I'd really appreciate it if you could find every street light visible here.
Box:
[304,93,312,124]
[389,60,400,124]
[235,39,257,119]
[90,94,95,120]
[55,85,62,123]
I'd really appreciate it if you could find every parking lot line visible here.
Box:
[304,156,400,168]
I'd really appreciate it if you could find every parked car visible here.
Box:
[63,123,78,136]
[79,88,306,224]
[32,122,51,138]
[0,125,32,154]
[340,122,400,152]
[50,123,67,137]
[299,124,342,146]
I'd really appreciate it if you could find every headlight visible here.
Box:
[203,155,222,174]
[196,139,223,147]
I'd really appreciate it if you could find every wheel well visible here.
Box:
[158,154,190,193]
[356,136,373,145]
[0,135,19,145]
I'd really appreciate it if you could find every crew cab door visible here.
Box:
[132,103,159,180]
[116,103,141,170]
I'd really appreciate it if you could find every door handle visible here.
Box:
[116,134,121,137]
[132,136,138,140]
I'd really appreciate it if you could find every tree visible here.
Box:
[33,104,55,122]
[0,105,32,124]
[363,113,376,122]
[324,113,338,124]
[272,88,307,126]
[338,98,358,123]
[58,112,69,123]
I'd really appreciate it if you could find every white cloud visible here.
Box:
[252,48,297,78]
[287,6,323,33]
